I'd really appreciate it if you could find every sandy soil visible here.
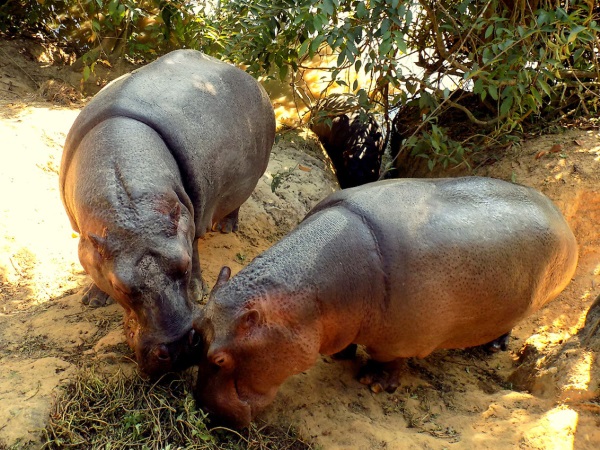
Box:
[0,38,599,449]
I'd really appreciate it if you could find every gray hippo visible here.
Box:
[193,177,578,427]
[59,49,275,376]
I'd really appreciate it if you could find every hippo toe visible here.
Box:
[481,332,511,354]
[358,359,406,394]
[211,208,240,234]
[81,283,114,308]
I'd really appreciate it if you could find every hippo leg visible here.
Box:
[191,238,208,298]
[358,358,406,394]
[332,343,358,360]
[81,282,114,308]
[212,208,240,234]
[481,331,511,354]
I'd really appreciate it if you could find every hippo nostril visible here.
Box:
[154,345,171,361]
[189,329,201,347]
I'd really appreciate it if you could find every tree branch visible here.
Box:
[446,99,503,126]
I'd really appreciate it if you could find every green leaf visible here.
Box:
[321,0,335,16]
[567,25,585,44]
[108,0,118,16]
[537,78,552,97]
[485,25,494,39]
[346,38,358,57]
[381,18,390,35]
[531,86,543,104]
[500,95,513,116]
[279,64,288,81]
[394,31,407,54]
[406,9,413,26]
[473,78,483,95]
[337,48,347,66]
[310,35,325,55]
[83,65,91,81]
[356,2,367,18]
[488,84,498,101]
[537,10,553,26]
[457,0,470,14]
[379,38,392,56]
[298,39,310,58]
[354,59,362,73]
[482,48,493,64]
[427,159,435,171]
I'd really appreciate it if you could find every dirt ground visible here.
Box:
[0,38,599,449]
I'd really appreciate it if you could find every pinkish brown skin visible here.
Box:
[194,177,578,428]
[60,50,275,377]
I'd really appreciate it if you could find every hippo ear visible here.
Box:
[88,233,110,259]
[165,202,181,236]
[238,309,260,331]
[154,198,181,235]
[214,266,231,289]
[169,202,181,225]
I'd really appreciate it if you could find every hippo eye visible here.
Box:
[182,258,192,278]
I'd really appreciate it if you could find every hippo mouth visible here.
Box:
[198,376,254,428]
[230,378,279,426]
[123,308,199,376]
[228,378,254,426]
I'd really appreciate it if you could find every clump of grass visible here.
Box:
[42,368,312,449]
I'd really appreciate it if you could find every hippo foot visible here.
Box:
[481,331,511,354]
[212,208,239,234]
[358,359,405,394]
[190,273,208,301]
[81,283,114,308]
[332,343,358,360]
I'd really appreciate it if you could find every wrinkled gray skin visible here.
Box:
[194,177,578,427]
[59,50,275,377]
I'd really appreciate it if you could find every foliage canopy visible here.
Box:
[2,0,599,172]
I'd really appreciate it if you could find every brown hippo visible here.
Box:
[193,177,578,427]
[59,49,275,377]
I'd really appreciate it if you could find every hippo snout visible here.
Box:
[151,329,201,362]
[201,405,252,430]
[140,329,203,377]
[151,344,171,362]
[194,380,253,429]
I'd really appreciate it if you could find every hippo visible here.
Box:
[310,95,384,188]
[59,49,275,377]
[193,176,578,427]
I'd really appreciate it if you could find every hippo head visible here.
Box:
[193,267,319,428]
[78,195,202,376]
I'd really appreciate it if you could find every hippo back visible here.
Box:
[306,177,578,356]
[60,50,275,236]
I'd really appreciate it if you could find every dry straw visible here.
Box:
[42,367,312,450]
